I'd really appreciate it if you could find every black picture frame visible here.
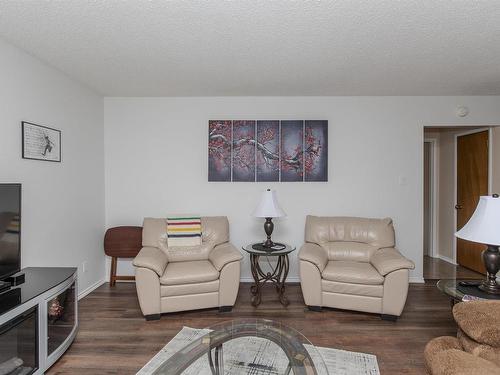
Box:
[21,121,62,162]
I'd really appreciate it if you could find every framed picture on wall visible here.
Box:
[22,121,61,162]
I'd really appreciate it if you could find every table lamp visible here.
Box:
[455,194,500,295]
[252,189,286,248]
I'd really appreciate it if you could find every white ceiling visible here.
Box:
[1,1,500,96]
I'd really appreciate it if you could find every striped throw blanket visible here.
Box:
[166,216,202,247]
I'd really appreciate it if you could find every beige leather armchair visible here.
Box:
[133,216,242,320]
[299,216,415,320]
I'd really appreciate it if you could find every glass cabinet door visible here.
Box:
[0,306,38,375]
[47,281,76,357]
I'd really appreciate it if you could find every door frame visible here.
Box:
[424,138,438,258]
[453,127,493,265]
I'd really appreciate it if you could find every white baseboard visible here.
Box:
[78,278,106,300]
[438,254,457,265]
[426,254,439,259]
[409,277,425,284]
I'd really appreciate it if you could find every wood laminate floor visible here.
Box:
[48,282,457,375]
[423,255,483,280]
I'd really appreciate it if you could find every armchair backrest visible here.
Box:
[305,216,395,248]
[142,216,230,248]
[201,216,230,245]
[142,216,229,261]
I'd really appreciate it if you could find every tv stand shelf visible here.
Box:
[0,280,10,293]
[0,267,78,375]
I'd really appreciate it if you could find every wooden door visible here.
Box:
[456,130,489,274]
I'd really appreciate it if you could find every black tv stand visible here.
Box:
[0,267,78,374]
[0,280,11,293]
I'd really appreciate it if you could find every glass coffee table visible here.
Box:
[437,279,468,303]
[150,319,328,375]
[437,279,500,305]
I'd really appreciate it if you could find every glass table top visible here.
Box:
[151,319,328,375]
[437,279,500,301]
[436,279,467,301]
[242,243,296,256]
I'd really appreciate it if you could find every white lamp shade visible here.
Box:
[455,196,500,246]
[252,189,286,218]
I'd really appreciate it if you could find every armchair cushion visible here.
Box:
[320,242,379,262]
[322,261,384,285]
[160,260,219,285]
[159,237,214,262]
[299,243,328,272]
[209,243,243,271]
[370,248,414,276]
[133,246,168,276]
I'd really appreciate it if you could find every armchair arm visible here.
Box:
[299,243,328,272]
[132,246,168,276]
[371,248,414,276]
[209,242,243,271]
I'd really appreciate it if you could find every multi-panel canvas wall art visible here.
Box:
[208,120,328,182]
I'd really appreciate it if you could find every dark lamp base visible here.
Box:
[263,217,275,248]
[480,245,500,295]
[479,283,500,295]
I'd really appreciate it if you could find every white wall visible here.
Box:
[104,97,500,283]
[0,39,105,295]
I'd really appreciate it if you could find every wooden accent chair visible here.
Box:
[104,226,142,286]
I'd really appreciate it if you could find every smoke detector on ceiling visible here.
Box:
[456,106,469,117]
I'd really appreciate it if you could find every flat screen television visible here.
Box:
[0,184,21,280]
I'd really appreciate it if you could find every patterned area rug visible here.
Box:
[138,327,380,375]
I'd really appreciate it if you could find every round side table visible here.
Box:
[242,243,296,307]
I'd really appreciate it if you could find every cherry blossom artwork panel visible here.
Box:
[232,120,256,182]
[304,120,328,181]
[280,120,304,182]
[256,120,280,182]
[208,120,232,182]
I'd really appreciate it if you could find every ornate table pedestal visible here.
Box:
[242,243,295,307]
